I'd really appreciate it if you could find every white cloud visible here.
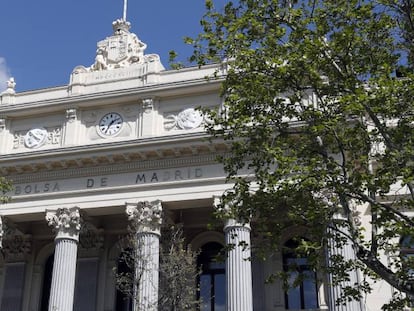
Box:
[0,57,10,92]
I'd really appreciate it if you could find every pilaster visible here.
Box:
[0,117,11,154]
[140,98,158,137]
[63,108,81,146]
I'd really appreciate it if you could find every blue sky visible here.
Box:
[0,1,225,92]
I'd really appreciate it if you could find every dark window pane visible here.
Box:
[200,275,212,311]
[286,272,301,309]
[197,242,226,311]
[283,238,318,310]
[214,274,226,311]
[303,271,318,309]
[116,250,133,311]
[40,254,54,311]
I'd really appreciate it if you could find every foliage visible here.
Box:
[0,177,12,204]
[159,225,200,311]
[115,225,200,311]
[188,0,414,308]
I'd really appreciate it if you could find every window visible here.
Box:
[400,236,414,305]
[115,250,133,311]
[197,242,226,311]
[40,254,54,311]
[283,239,318,310]
[401,236,414,272]
[0,263,26,311]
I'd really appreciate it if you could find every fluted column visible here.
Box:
[224,219,253,311]
[126,200,162,311]
[45,207,81,311]
[327,215,364,311]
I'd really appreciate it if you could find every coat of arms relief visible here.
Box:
[89,19,160,71]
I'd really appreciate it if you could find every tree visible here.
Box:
[186,0,414,309]
[115,225,200,311]
[0,177,11,204]
[158,225,200,311]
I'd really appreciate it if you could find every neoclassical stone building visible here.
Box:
[0,17,394,311]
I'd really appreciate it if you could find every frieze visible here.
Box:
[9,164,225,197]
[13,126,62,149]
[7,153,222,184]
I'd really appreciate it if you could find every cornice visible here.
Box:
[1,132,229,182]
[0,76,224,118]
[0,132,220,161]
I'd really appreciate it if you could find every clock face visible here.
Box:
[98,112,123,136]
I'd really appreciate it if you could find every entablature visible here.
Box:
[0,133,229,178]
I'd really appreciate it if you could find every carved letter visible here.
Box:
[150,173,158,182]
[135,174,146,183]
[53,183,60,192]
[101,178,108,187]
[86,179,94,188]
[175,170,183,180]
[195,168,203,178]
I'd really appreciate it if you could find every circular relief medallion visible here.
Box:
[24,128,48,149]
[98,112,123,136]
[176,108,203,130]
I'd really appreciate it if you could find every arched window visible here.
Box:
[283,239,318,310]
[40,254,54,311]
[197,242,226,311]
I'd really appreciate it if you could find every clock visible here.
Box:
[98,112,123,136]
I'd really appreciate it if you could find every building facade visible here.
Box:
[0,19,394,311]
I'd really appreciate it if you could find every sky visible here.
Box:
[0,0,226,92]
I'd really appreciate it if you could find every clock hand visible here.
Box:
[105,118,121,133]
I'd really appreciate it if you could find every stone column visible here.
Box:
[45,207,81,311]
[224,219,253,311]
[327,215,364,311]
[126,200,162,311]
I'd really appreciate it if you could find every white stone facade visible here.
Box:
[0,19,393,311]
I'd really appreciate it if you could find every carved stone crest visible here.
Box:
[107,35,129,63]
[90,19,150,71]
[14,127,62,149]
[164,108,204,130]
[24,128,48,148]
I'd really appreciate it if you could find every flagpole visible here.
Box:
[123,0,128,21]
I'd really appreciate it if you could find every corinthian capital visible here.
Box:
[126,200,162,233]
[46,207,82,241]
